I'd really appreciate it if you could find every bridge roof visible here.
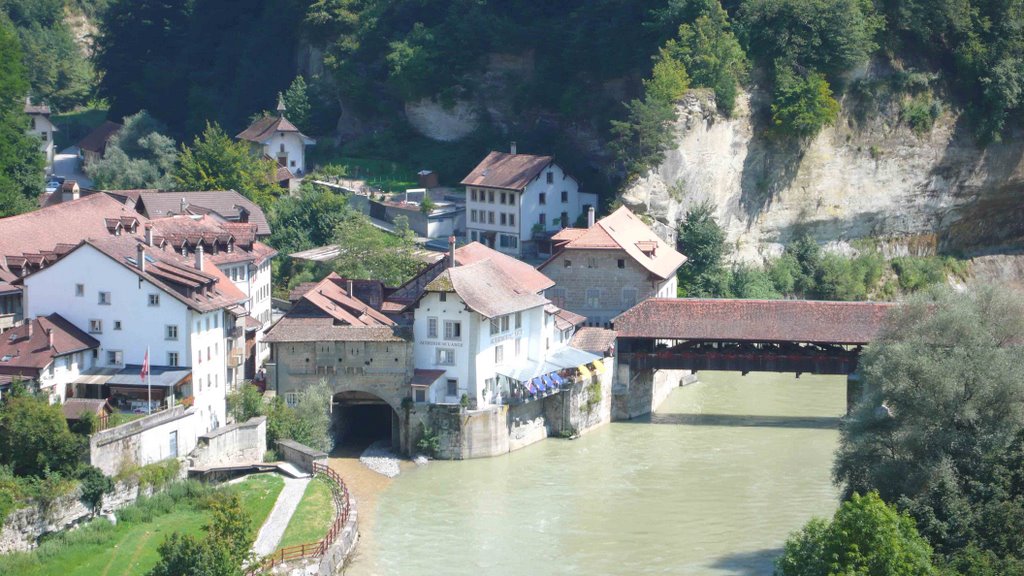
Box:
[613,298,896,345]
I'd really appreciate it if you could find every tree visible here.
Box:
[331,211,423,286]
[281,76,311,134]
[87,111,178,190]
[290,380,333,453]
[770,67,840,137]
[148,494,251,576]
[226,382,264,423]
[666,3,748,115]
[0,395,84,477]
[609,97,678,177]
[643,48,690,105]
[0,18,45,217]
[775,492,936,576]
[176,122,280,208]
[833,285,1024,558]
[677,202,728,296]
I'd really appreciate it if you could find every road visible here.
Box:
[50,146,93,188]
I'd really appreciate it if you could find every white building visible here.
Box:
[236,98,315,176]
[22,236,247,431]
[24,99,56,167]
[0,314,99,403]
[461,146,598,257]
[410,248,592,408]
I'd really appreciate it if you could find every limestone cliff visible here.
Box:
[621,86,1024,262]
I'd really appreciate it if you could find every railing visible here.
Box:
[246,462,351,574]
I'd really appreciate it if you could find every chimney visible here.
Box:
[61,181,80,203]
[237,206,250,223]
[347,279,354,295]
[587,205,595,228]
[510,141,517,155]
[144,224,154,246]
[137,244,146,273]
[47,328,54,350]
[27,320,33,339]
[195,244,204,270]
[448,236,456,267]
[180,197,188,214]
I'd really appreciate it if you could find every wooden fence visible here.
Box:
[246,462,351,574]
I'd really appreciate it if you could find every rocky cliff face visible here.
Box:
[621,87,1024,262]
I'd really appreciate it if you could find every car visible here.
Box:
[45,180,60,193]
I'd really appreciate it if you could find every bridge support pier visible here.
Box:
[846,371,863,414]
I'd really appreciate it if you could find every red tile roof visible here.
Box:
[236,115,309,143]
[542,206,687,280]
[460,151,554,190]
[570,327,617,355]
[136,190,271,236]
[454,241,554,292]
[0,314,100,376]
[24,100,50,115]
[265,273,401,343]
[613,299,896,344]
[426,259,549,318]
[77,121,122,154]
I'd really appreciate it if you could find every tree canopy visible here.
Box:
[0,17,45,217]
[86,110,178,190]
[176,122,280,208]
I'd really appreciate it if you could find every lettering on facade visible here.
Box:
[421,340,464,348]
[490,329,523,345]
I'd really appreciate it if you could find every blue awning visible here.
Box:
[550,373,564,387]
[536,377,547,392]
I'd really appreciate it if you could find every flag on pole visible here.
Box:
[140,348,150,381]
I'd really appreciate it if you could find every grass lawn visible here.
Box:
[276,476,335,549]
[309,152,419,193]
[0,474,284,576]
[52,106,109,151]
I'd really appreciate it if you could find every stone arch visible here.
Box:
[332,390,406,454]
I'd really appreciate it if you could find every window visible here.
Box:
[488,211,495,224]
[41,131,47,141]
[444,320,461,340]
[437,348,455,365]
[500,192,507,204]
[470,230,478,241]
[587,257,598,269]
[214,315,218,329]
[617,259,626,269]
[75,284,84,297]
[546,172,553,184]
[471,209,478,223]
[550,287,567,308]
[98,292,111,305]
[561,212,569,228]
[561,190,568,203]
[500,213,507,226]
[515,312,522,329]
[114,321,122,331]
[499,234,518,249]
[207,347,211,361]
[539,213,546,226]
[439,292,447,302]
[428,317,438,339]
[539,192,547,205]
[501,315,510,332]
[622,287,638,307]
[490,317,499,335]
[485,190,492,203]
[471,189,477,202]
[446,379,458,397]
[495,345,504,363]
[107,350,123,366]
[149,294,160,306]
[414,388,426,403]
[509,214,515,227]
[205,317,210,331]
[195,321,201,332]
[89,319,102,333]
[509,194,516,206]
[564,259,571,268]
[586,288,601,308]
[168,352,179,366]
[285,392,299,408]
[166,325,178,340]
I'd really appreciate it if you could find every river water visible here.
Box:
[345,371,845,576]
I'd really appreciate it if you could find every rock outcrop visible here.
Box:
[622,85,1024,262]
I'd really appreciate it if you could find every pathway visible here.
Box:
[251,475,311,557]
[51,146,92,187]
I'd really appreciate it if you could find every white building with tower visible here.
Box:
[236,97,315,176]
[461,144,597,258]
[24,99,57,167]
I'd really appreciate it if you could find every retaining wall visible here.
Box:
[90,405,199,476]
[277,439,327,473]
[190,416,267,469]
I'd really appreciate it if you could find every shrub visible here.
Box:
[770,67,840,138]
[902,93,942,134]
[416,424,440,458]
[137,459,181,489]
[76,465,113,512]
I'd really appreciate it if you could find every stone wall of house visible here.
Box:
[189,416,267,469]
[541,248,675,327]
[90,405,199,476]
[547,361,615,436]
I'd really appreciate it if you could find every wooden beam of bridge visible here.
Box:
[613,298,896,345]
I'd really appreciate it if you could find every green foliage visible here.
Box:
[281,76,311,134]
[890,256,966,292]
[419,194,436,214]
[226,381,265,423]
[776,492,936,576]
[147,493,251,576]
[0,394,84,477]
[644,48,691,105]
[585,379,603,412]
[901,93,942,135]
[228,382,333,453]
[137,459,181,489]
[0,17,45,218]
[739,0,881,81]
[610,97,679,178]
[416,424,440,458]
[175,122,279,209]
[87,110,178,190]
[834,286,1024,564]
[666,3,748,115]
[677,202,728,296]
[75,465,113,512]
[331,211,423,286]
[770,67,841,137]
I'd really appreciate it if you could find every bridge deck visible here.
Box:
[613,298,895,345]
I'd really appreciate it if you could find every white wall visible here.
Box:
[260,132,310,174]
[216,257,272,369]
[27,114,56,166]
[36,350,89,404]
[412,291,473,403]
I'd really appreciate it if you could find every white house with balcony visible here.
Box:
[461,145,597,258]
[410,255,597,408]
[22,235,247,431]
[0,314,99,403]
[24,99,56,167]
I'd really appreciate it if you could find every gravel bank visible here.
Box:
[359,440,401,477]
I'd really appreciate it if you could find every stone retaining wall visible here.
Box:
[191,416,267,468]
[277,439,327,473]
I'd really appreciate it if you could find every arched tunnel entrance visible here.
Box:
[333,391,401,451]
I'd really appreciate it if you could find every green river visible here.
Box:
[348,371,845,576]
